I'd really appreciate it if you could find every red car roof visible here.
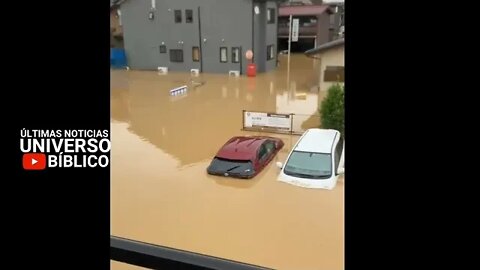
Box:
[215,136,279,161]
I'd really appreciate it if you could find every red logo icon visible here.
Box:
[23,153,47,170]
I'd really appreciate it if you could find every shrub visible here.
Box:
[319,83,344,137]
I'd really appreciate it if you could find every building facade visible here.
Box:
[278,4,333,52]
[327,1,344,40]
[119,0,279,74]
[304,38,344,92]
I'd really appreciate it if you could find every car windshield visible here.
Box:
[284,151,332,179]
[208,157,254,175]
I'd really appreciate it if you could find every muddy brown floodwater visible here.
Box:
[110,54,344,270]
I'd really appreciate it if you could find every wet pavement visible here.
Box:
[110,54,344,270]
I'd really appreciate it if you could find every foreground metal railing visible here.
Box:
[111,235,273,270]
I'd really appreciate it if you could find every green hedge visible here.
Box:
[319,83,344,137]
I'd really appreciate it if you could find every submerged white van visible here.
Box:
[277,128,345,190]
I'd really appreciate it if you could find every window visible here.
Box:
[185,9,193,23]
[334,138,343,173]
[284,151,332,179]
[258,144,268,161]
[169,49,183,63]
[232,47,240,63]
[220,47,228,63]
[264,141,276,154]
[267,8,276,24]
[324,66,345,82]
[192,47,200,62]
[207,157,254,178]
[329,28,335,41]
[159,45,166,54]
[174,10,182,23]
[267,45,274,61]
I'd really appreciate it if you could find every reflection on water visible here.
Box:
[111,54,344,270]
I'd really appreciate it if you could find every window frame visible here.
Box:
[169,49,184,63]
[267,8,276,24]
[220,47,228,63]
[185,9,193,23]
[174,10,182,23]
[267,45,274,61]
[192,47,200,62]
[159,45,167,54]
[323,66,345,82]
[231,47,240,63]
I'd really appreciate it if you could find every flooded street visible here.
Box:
[110,54,344,270]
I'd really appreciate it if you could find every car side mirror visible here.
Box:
[337,168,345,175]
[276,162,283,169]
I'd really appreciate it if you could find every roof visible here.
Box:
[216,136,274,161]
[304,38,344,55]
[295,129,339,153]
[279,5,333,16]
[110,0,127,9]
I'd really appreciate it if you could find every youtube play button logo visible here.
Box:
[23,153,46,170]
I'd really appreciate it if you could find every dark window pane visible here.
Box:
[267,45,274,60]
[267,8,276,24]
[186,10,193,23]
[159,45,166,53]
[232,47,240,63]
[169,49,184,63]
[324,66,344,82]
[174,10,182,23]
[258,144,268,160]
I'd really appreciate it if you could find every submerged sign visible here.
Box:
[243,111,292,132]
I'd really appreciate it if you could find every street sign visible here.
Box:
[292,18,299,42]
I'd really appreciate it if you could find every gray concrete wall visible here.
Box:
[265,1,278,72]
[253,1,266,72]
[198,0,252,74]
[121,0,157,69]
[122,0,278,74]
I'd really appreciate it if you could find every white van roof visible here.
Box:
[295,128,339,153]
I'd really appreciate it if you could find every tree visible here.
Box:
[319,83,344,137]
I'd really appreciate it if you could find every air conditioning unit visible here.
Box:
[191,69,200,76]
[229,70,240,77]
[157,67,168,74]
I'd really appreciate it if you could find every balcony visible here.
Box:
[278,25,318,37]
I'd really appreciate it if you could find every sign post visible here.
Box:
[243,111,293,133]
[287,15,293,70]
[287,15,293,94]
[292,18,299,42]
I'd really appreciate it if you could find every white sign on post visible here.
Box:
[243,111,292,132]
[292,18,299,42]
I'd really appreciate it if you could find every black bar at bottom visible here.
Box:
[111,235,273,270]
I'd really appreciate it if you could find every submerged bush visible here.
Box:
[319,83,344,137]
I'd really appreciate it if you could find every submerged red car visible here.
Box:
[207,136,284,179]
